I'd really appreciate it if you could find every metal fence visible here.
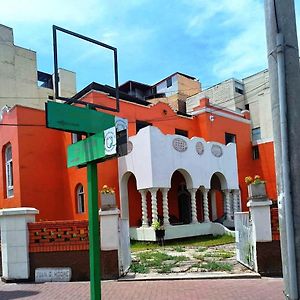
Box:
[234,212,255,269]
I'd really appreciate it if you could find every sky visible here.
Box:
[0,0,299,91]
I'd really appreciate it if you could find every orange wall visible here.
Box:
[0,108,22,208]
[0,94,277,222]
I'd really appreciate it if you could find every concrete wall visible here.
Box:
[187,78,244,113]
[243,70,273,141]
[0,24,76,111]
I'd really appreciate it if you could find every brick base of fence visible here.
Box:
[27,220,119,281]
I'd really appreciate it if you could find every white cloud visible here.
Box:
[183,0,268,80]
[0,0,100,25]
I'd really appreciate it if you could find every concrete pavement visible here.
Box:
[0,277,284,300]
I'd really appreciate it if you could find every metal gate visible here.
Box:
[118,219,131,275]
[234,212,255,269]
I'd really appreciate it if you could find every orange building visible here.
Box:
[0,82,276,240]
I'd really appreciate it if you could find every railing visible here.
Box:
[234,212,255,269]
[28,220,89,253]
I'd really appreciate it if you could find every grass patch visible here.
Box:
[200,261,233,272]
[196,246,207,252]
[134,251,189,273]
[131,235,234,252]
[204,250,235,259]
[130,262,149,274]
[173,246,186,252]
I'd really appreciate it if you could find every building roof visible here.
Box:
[71,82,151,106]
[119,80,151,92]
[153,72,197,86]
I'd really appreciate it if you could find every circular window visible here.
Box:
[127,141,133,153]
[211,144,223,157]
[172,138,188,152]
[195,142,204,155]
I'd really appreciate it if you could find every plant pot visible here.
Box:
[155,229,165,239]
[247,183,266,199]
[101,193,116,210]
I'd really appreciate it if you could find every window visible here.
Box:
[252,145,260,160]
[252,127,261,141]
[166,77,172,88]
[71,133,82,144]
[175,129,188,137]
[76,184,85,213]
[235,87,244,95]
[5,144,13,197]
[225,133,236,145]
[136,120,152,133]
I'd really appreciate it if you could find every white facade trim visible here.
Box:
[191,107,251,124]
[252,138,274,145]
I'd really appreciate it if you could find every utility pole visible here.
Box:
[265,1,300,299]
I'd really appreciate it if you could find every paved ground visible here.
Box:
[0,277,284,300]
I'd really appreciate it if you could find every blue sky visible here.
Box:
[0,0,299,91]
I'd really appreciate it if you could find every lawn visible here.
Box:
[131,234,235,252]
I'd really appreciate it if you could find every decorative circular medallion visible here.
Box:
[172,138,188,152]
[195,142,204,155]
[211,144,223,157]
[127,141,133,154]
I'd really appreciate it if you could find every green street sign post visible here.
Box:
[46,101,115,134]
[46,102,127,300]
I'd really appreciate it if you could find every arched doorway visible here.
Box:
[169,170,192,225]
[210,172,227,222]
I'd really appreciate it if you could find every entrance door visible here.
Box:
[178,192,192,224]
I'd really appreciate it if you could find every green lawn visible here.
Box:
[131,234,235,252]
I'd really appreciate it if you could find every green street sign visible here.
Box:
[46,101,115,134]
[67,132,106,167]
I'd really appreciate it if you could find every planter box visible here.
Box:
[101,193,116,210]
[247,183,267,199]
[155,229,165,239]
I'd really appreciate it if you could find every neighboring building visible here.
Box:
[119,72,201,113]
[0,24,76,111]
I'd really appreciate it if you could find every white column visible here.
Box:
[161,188,170,226]
[149,188,158,224]
[99,208,120,250]
[223,189,232,221]
[202,188,210,223]
[139,189,149,227]
[247,199,272,242]
[233,190,239,214]
[0,207,39,281]
[189,188,198,224]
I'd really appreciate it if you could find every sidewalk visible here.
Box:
[0,277,283,300]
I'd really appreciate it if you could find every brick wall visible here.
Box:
[28,220,89,252]
[271,208,280,241]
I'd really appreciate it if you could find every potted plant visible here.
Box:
[100,185,116,210]
[152,220,165,242]
[245,175,267,200]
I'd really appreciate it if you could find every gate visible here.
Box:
[234,212,255,269]
[118,219,131,275]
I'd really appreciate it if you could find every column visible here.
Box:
[223,189,232,221]
[0,207,39,281]
[201,188,210,223]
[149,188,158,224]
[189,188,198,224]
[139,189,149,227]
[161,188,170,226]
[233,190,240,214]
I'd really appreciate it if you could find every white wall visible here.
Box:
[119,126,239,190]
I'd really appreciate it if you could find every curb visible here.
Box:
[118,272,261,282]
